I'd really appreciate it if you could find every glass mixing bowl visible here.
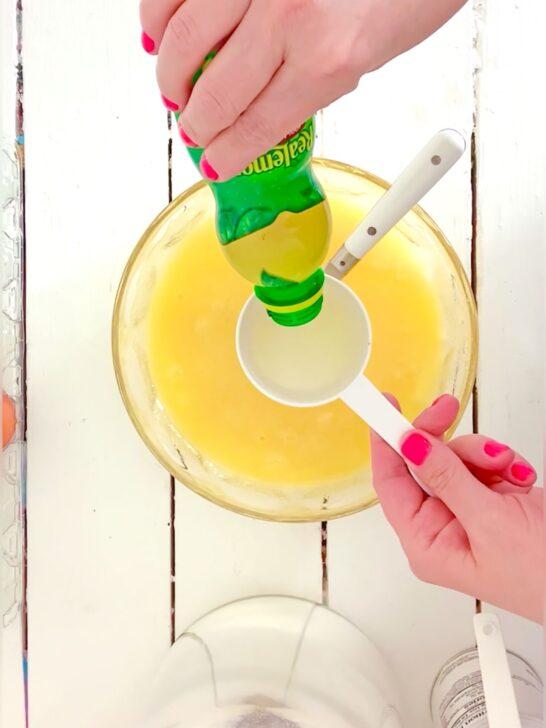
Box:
[141,596,402,728]
[112,159,477,522]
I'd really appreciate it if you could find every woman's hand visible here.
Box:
[371,395,544,623]
[140,0,467,180]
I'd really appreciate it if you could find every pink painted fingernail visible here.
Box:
[200,156,219,181]
[484,440,509,457]
[510,461,535,482]
[178,125,198,147]
[432,394,447,406]
[401,432,432,466]
[141,32,155,54]
[161,95,179,111]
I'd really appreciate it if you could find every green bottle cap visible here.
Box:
[254,269,325,326]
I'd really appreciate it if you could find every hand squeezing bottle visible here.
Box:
[177,55,331,327]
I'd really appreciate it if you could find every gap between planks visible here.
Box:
[471,0,486,439]
[315,109,330,608]
[321,521,329,606]
[170,476,176,644]
[17,0,29,716]
[472,0,486,620]
[167,109,177,645]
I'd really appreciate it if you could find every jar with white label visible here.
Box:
[431,647,543,727]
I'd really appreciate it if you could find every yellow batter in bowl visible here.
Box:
[113,160,476,521]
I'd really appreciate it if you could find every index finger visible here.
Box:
[202,61,332,179]
[155,0,249,111]
[140,0,184,54]
[178,7,284,149]
[413,394,459,437]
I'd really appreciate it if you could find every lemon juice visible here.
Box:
[222,201,330,286]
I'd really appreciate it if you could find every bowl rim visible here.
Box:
[111,157,478,522]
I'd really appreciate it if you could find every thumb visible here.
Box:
[400,429,497,527]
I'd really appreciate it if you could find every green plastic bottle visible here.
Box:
[176,56,331,326]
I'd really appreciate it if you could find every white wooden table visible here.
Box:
[13,0,545,725]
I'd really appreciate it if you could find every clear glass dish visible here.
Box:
[141,595,402,728]
[112,159,477,522]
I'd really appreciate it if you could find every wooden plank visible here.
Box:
[174,487,322,634]
[318,4,474,268]
[325,6,478,725]
[473,0,544,674]
[328,508,476,720]
[170,103,323,637]
[24,1,172,725]
[474,0,544,476]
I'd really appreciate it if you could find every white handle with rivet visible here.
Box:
[474,612,522,728]
[325,129,466,278]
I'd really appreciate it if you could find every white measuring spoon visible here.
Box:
[236,276,432,492]
[474,612,523,728]
[325,129,466,278]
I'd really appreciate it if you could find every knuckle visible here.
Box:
[194,82,240,127]
[346,72,361,92]
[299,42,361,94]
[324,43,362,88]
[139,0,153,26]
[408,554,432,583]
[428,462,457,498]
[179,115,199,146]
[327,45,356,76]
[168,9,200,50]
[276,0,316,20]
[233,110,275,149]
[478,500,509,536]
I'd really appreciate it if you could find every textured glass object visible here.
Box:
[1,0,27,721]
[141,596,403,728]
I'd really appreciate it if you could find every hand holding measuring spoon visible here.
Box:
[372,394,542,624]
[237,293,543,623]
[236,129,543,623]
[237,286,543,623]
[140,0,468,180]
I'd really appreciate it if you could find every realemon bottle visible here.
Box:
[179,57,331,326]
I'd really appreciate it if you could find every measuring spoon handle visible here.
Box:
[326,129,466,278]
[340,376,433,495]
[474,613,523,728]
